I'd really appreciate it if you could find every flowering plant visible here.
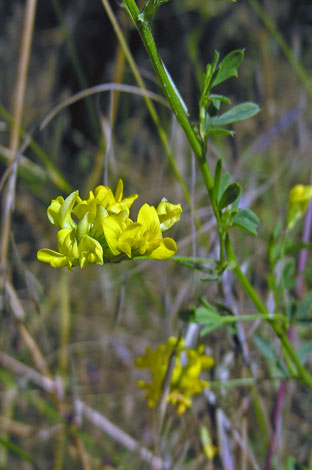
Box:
[37,179,182,269]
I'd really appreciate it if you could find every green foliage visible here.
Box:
[207,102,260,127]
[199,50,260,139]
[232,208,260,236]
[218,182,242,211]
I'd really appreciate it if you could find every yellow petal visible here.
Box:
[114,178,123,202]
[117,222,142,258]
[59,190,79,228]
[47,196,64,227]
[287,184,312,229]
[137,204,161,238]
[94,185,115,208]
[149,237,177,259]
[157,201,182,231]
[78,235,103,268]
[37,249,68,268]
[77,212,90,242]
[289,184,312,203]
[102,212,128,256]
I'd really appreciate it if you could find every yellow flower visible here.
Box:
[286,184,312,230]
[135,204,177,259]
[156,200,182,232]
[38,179,182,268]
[135,337,214,414]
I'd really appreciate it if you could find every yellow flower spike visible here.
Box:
[135,337,214,415]
[286,184,312,230]
[156,200,182,232]
[38,179,181,268]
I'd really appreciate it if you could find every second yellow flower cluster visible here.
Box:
[37,179,182,269]
[135,336,214,415]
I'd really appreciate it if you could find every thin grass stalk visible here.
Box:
[0,0,37,268]
[0,4,37,464]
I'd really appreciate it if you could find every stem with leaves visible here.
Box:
[122,0,312,389]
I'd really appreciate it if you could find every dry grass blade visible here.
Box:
[0,0,37,268]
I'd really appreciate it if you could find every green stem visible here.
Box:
[222,313,288,326]
[233,246,312,388]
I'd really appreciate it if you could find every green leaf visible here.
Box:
[206,127,235,137]
[284,240,309,257]
[232,208,259,236]
[217,172,231,204]
[210,93,231,111]
[211,49,245,88]
[210,94,231,104]
[218,182,242,210]
[210,102,260,126]
[202,51,220,97]
[192,305,223,335]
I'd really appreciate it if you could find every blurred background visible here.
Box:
[1,0,312,469]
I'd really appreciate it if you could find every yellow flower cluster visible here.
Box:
[37,179,182,269]
[286,184,312,230]
[135,337,214,415]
